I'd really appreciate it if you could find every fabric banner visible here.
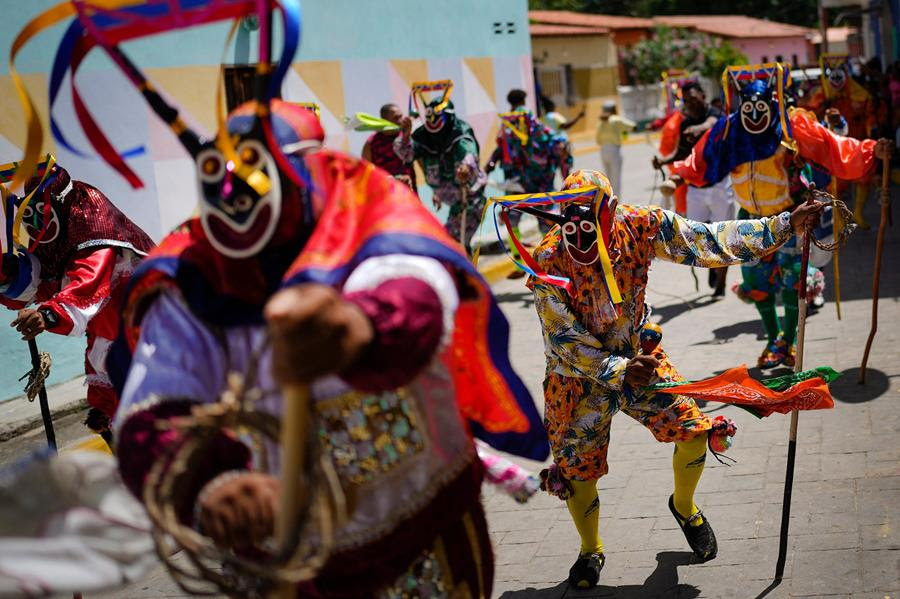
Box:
[648,365,838,418]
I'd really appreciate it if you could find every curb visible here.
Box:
[0,397,86,443]
[478,257,517,284]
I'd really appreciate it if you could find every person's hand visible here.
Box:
[394,174,413,189]
[400,116,413,136]
[484,161,496,174]
[455,163,472,184]
[624,355,660,387]
[11,309,46,341]
[264,284,374,385]
[874,138,893,161]
[198,472,279,550]
[789,200,826,237]
[652,155,663,170]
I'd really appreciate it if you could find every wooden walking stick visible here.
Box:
[25,338,56,450]
[775,200,812,581]
[859,147,892,383]
[459,183,469,256]
[830,178,842,320]
[273,384,311,599]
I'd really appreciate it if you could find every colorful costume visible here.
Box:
[111,100,546,596]
[394,81,487,253]
[0,159,153,424]
[7,2,548,595]
[657,70,696,214]
[365,130,417,189]
[803,54,878,228]
[491,110,572,194]
[672,63,877,368]
[488,110,572,236]
[508,169,806,588]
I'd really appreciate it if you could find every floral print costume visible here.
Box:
[529,204,794,481]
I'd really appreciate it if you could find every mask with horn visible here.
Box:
[9,0,312,259]
[409,80,454,133]
[482,169,622,303]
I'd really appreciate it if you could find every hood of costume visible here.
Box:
[2,162,154,282]
[694,80,787,189]
[112,100,547,460]
[410,100,479,157]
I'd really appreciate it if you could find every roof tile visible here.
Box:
[652,15,815,38]
[529,10,653,29]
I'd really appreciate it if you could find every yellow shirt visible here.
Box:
[595,115,636,146]
[730,145,794,216]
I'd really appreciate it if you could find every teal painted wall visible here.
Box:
[1,0,529,74]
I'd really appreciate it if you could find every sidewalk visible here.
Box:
[484,145,900,598]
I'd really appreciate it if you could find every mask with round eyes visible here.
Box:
[20,200,60,246]
[561,203,602,265]
[423,102,445,133]
[826,66,847,92]
[738,82,774,135]
[196,137,282,259]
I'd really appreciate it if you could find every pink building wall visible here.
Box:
[730,37,812,66]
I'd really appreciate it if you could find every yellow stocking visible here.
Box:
[852,184,871,228]
[672,433,708,526]
[566,478,603,554]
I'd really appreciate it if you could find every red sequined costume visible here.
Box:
[0,165,154,419]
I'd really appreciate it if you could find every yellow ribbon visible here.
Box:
[8,2,76,195]
[776,63,797,152]
[214,19,271,197]
[499,112,529,145]
[11,154,56,249]
[411,80,454,114]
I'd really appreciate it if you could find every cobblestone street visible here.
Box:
[3,142,897,599]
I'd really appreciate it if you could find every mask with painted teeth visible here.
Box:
[738,80,775,135]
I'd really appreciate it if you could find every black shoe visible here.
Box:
[668,494,717,562]
[567,552,605,589]
[712,286,726,298]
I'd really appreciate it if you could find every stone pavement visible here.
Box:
[482,145,900,598]
[7,142,898,598]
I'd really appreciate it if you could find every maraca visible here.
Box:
[640,322,663,354]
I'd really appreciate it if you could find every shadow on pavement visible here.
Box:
[830,367,889,404]
[498,551,699,598]
[495,290,535,309]
[752,578,784,599]
[693,319,766,346]
[652,296,715,326]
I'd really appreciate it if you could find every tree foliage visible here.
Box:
[527,0,820,28]
[622,26,748,84]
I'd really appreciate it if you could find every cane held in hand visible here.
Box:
[859,142,892,383]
